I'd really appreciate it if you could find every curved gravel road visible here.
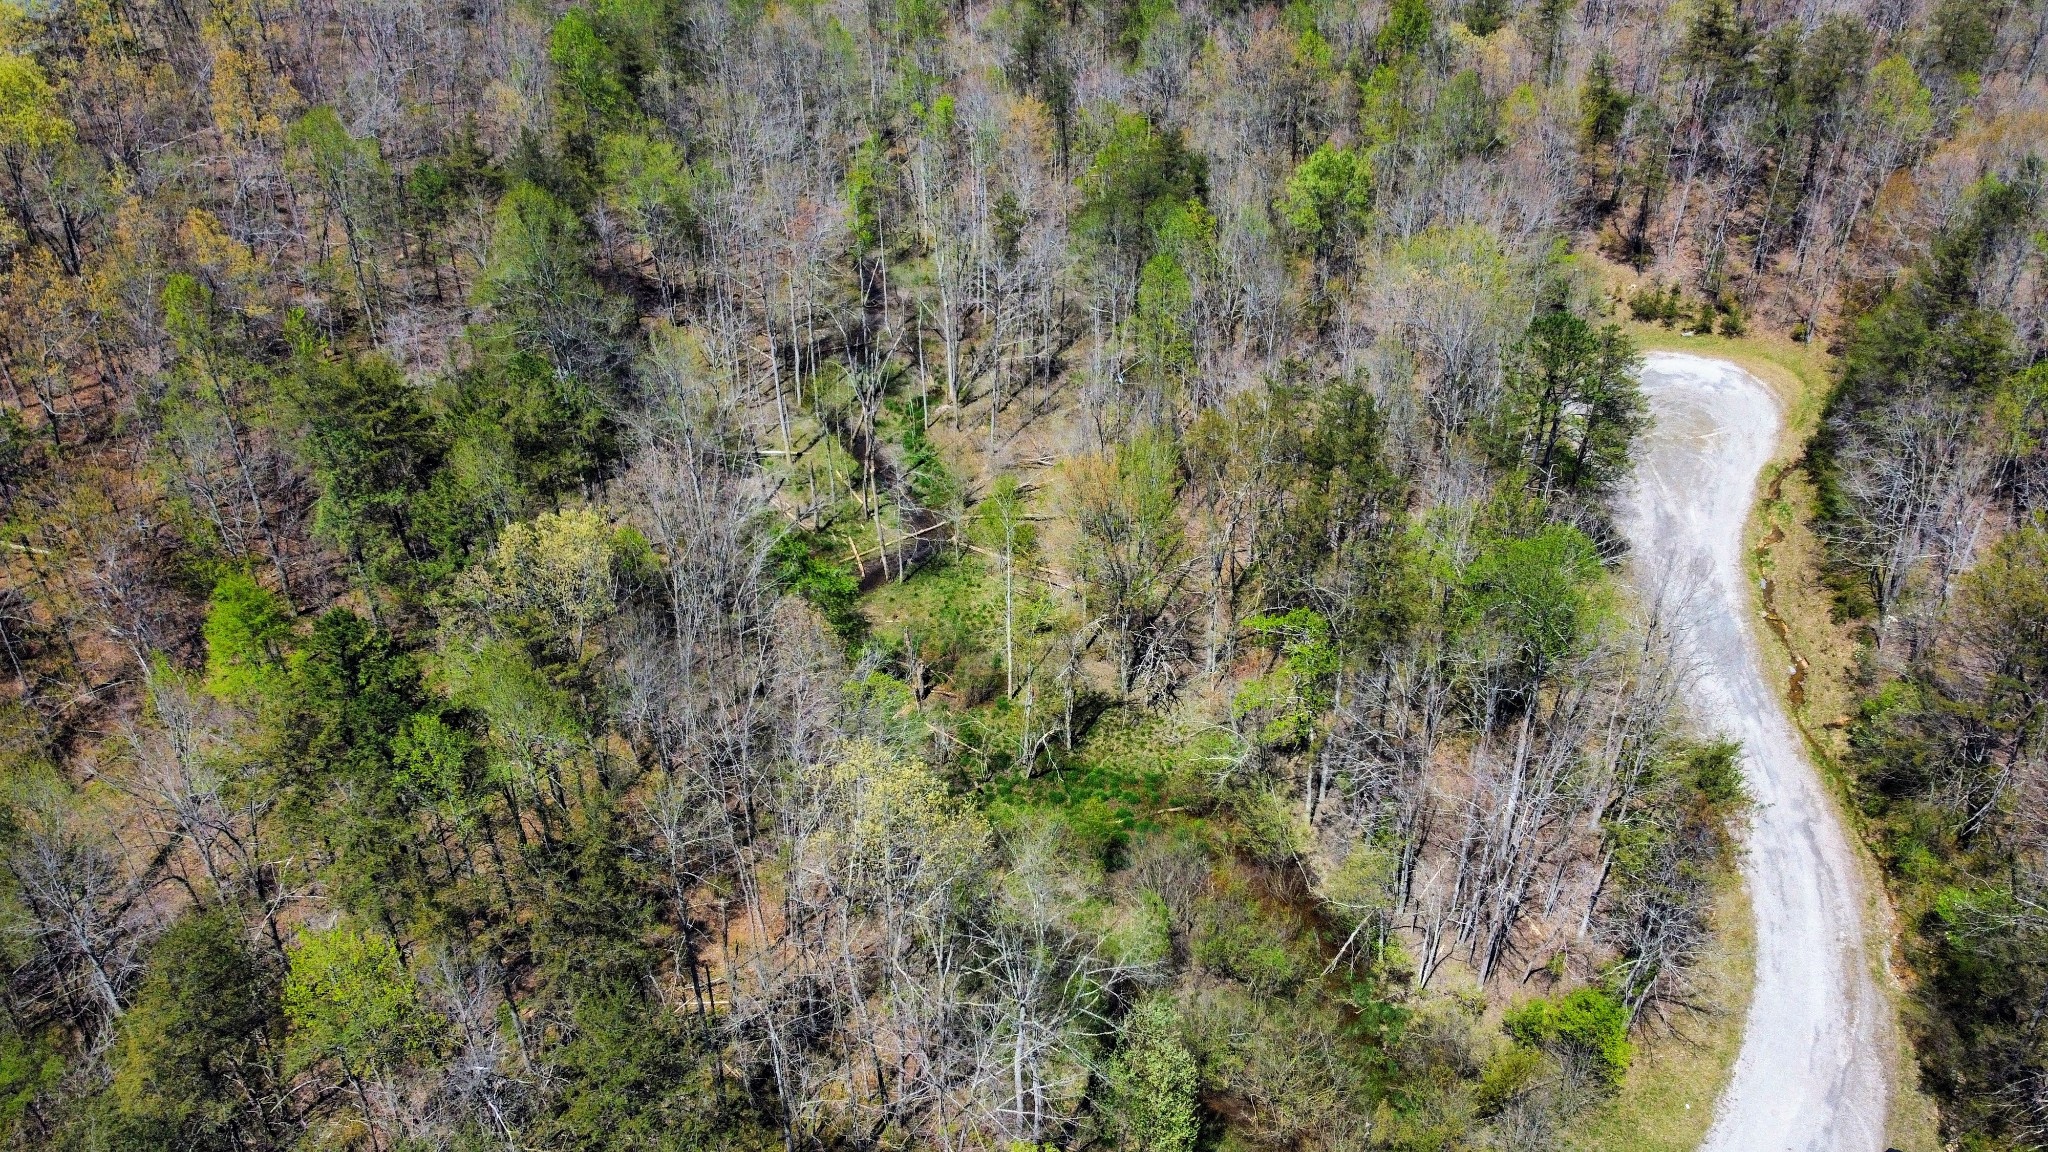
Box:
[1618,353,1891,1151]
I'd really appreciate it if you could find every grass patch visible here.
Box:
[982,707,1234,862]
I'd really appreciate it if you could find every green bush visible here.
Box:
[1503,986,1631,1085]
[1106,997,1201,1152]
[770,530,867,643]
[1717,299,1748,336]
[1628,281,1678,323]
[1474,1043,1547,1115]
[1685,738,1746,806]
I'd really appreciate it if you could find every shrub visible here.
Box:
[1718,299,1748,336]
[1504,986,1632,1085]
[1475,1043,1548,1115]
[1107,997,1201,1152]
[770,530,866,643]
[1627,281,1665,322]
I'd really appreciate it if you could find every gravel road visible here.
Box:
[1618,352,1891,1151]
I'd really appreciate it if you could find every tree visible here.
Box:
[278,323,449,587]
[460,507,634,659]
[202,572,292,703]
[479,182,630,379]
[1069,431,1191,696]
[1579,54,1629,208]
[551,8,638,144]
[284,925,445,1149]
[1074,112,1204,280]
[1376,0,1434,59]
[974,475,1036,698]
[287,109,390,334]
[1105,997,1199,1152]
[599,132,695,306]
[1277,143,1373,255]
[108,911,282,1151]
[1498,309,1646,495]
[0,47,74,270]
[1465,521,1606,688]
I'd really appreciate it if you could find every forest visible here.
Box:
[0,0,2039,1146]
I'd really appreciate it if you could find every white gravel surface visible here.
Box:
[1618,353,1891,1152]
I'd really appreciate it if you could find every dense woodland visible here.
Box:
[0,0,2039,1146]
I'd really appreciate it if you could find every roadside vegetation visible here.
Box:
[1799,168,2048,1149]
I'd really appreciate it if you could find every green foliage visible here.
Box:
[1459,0,1508,37]
[528,983,742,1150]
[0,49,70,154]
[1917,883,2048,1139]
[847,133,888,250]
[1925,0,1995,81]
[1376,0,1433,57]
[1192,877,1311,995]
[972,474,1036,560]
[1627,279,1685,324]
[480,181,631,376]
[280,321,453,586]
[1068,429,1188,694]
[1580,53,1628,158]
[895,404,961,510]
[1474,1043,1547,1116]
[0,1029,60,1145]
[598,131,696,273]
[1108,0,1180,57]
[1434,69,1500,158]
[460,507,630,659]
[391,708,479,802]
[1867,53,1933,146]
[286,107,387,208]
[0,406,32,486]
[292,609,425,791]
[281,316,620,601]
[443,337,618,499]
[1134,248,1194,391]
[1597,734,1745,1024]
[1279,143,1374,250]
[404,127,503,230]
[283,925,445,1080]
[1835,173,2030,416]
[1463,522,1605,681]
[1717,297,1747,336]
[1503,986,1631,1085]
[868,553,1003,705]
[1497,307,1646,493]
[1816,172,2032,585]
[8,0,2035,1146]
[1685,739,1746,806]
[1075,111,1205,270]
[984,710,1213,861]
[1236,607,1338,749]
[1357,57,1425,152]
[1107,997,1202,1152]
[1180,984,1385,1147]
[282,609,446,925]
[202,571,292,701]
[108,911,281,1151]
[1189,376,1410,644]
[770,529,867,642]
[551,8,638,139]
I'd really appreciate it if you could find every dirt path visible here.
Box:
[1618,353,1891,1152]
